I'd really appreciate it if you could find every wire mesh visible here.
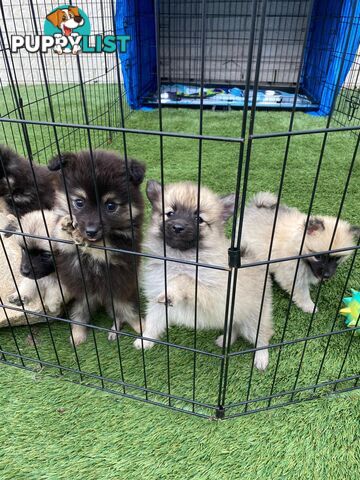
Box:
[0,0,359,419]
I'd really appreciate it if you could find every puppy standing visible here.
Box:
[242,192,360,313]
[0,145,56,216]
[135,181,273,371]
[48,150,145,345]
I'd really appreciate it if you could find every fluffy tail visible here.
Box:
[248,192,278,210]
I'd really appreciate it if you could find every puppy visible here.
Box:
[134,181,273,371]
[48,149,145,345]
[242,192,360,313]
[5,210,73,315]
[0,145,56,216]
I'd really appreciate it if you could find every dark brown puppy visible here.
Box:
[48,149,145,345]
[0,144,56,216]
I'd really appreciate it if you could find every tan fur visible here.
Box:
[0,197,8,214]
[242,192,357,313]
[0,214,49,327]
[7,210,76,316]
[135,182,274,371]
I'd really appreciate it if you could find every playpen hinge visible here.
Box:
[228,247,241,268]
[215,406,225,419]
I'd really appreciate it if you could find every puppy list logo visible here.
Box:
[11,5,130,55]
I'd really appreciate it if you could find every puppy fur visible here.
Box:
[5,210,72,315]
[48,149,145,345]
[0,145,56,216]
[242,192,360,313]
[135,181,273,371]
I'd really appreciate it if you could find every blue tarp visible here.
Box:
[117,0,360,114]
[303,0,360,115]
[115,0,156,109]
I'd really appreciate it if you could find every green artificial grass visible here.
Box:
[0,86,359,477]
[0,365,359,480]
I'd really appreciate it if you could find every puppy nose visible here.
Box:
[21,266,31,276]
[323,271,331,279]
[86,226,99,238]
[172,224,185,234]
[74,16,82,22]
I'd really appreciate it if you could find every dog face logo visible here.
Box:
[46,7,84,36]
[44,5,90,55]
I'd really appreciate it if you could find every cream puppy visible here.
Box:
[134,181,273,371]
[242,192,359,313]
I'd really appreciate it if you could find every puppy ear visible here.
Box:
[48,152,77,171]
[3,214,18,238]
[69,6,81,16]
[146,180,162,206]
[306,217,325,235]
[350,225,360,238]
[220,193,236,222]
[46,9,62,28]
[128,159,146,186]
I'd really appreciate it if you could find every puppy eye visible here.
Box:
[41,252,53,259]
[166,211,174,218]
[194,212,204,224]
[74,199,85,209]
[314,254,322,261]
[105,202,118,213]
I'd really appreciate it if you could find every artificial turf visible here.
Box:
[0,93,359,476]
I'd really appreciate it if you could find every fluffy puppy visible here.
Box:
[242,192,360,313]
[0,144,56,216]
[48,149,145,345]
[5,210,73,314]
[134,181,273,371]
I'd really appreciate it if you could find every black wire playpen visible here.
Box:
[0,0,359,419]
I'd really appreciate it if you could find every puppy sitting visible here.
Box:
[242,192,360,313]
[48,150,145,346]
[0,145,56,216]
[134,181,273,371]
[5,210,73,314]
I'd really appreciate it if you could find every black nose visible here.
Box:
[86,226,100,238]
[21,266,31,276]
[74,16,83,23]
[172,224,185,234]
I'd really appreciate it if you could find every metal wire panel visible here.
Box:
[0,0,359,419]
[159,0,312,86]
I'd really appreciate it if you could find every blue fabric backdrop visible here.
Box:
[115,0,156,109]
[303,0,360,115]
[116,0,360,114]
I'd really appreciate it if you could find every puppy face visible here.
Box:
[48,150,145,244]
[304,216,359,281]
[146,181,235,251]
[5,210,58,280]
[46,7,84,34]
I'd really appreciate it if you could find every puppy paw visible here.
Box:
[70,326,88,346]
[8,293,28,306]
[298,302,318,314]
[215,334,225,348]
[108,331,118,342]
[157,291,174,306]
[254,349,269,371]
[133,338,155,350]
[72,45,81,55]
[61,216,83,244]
